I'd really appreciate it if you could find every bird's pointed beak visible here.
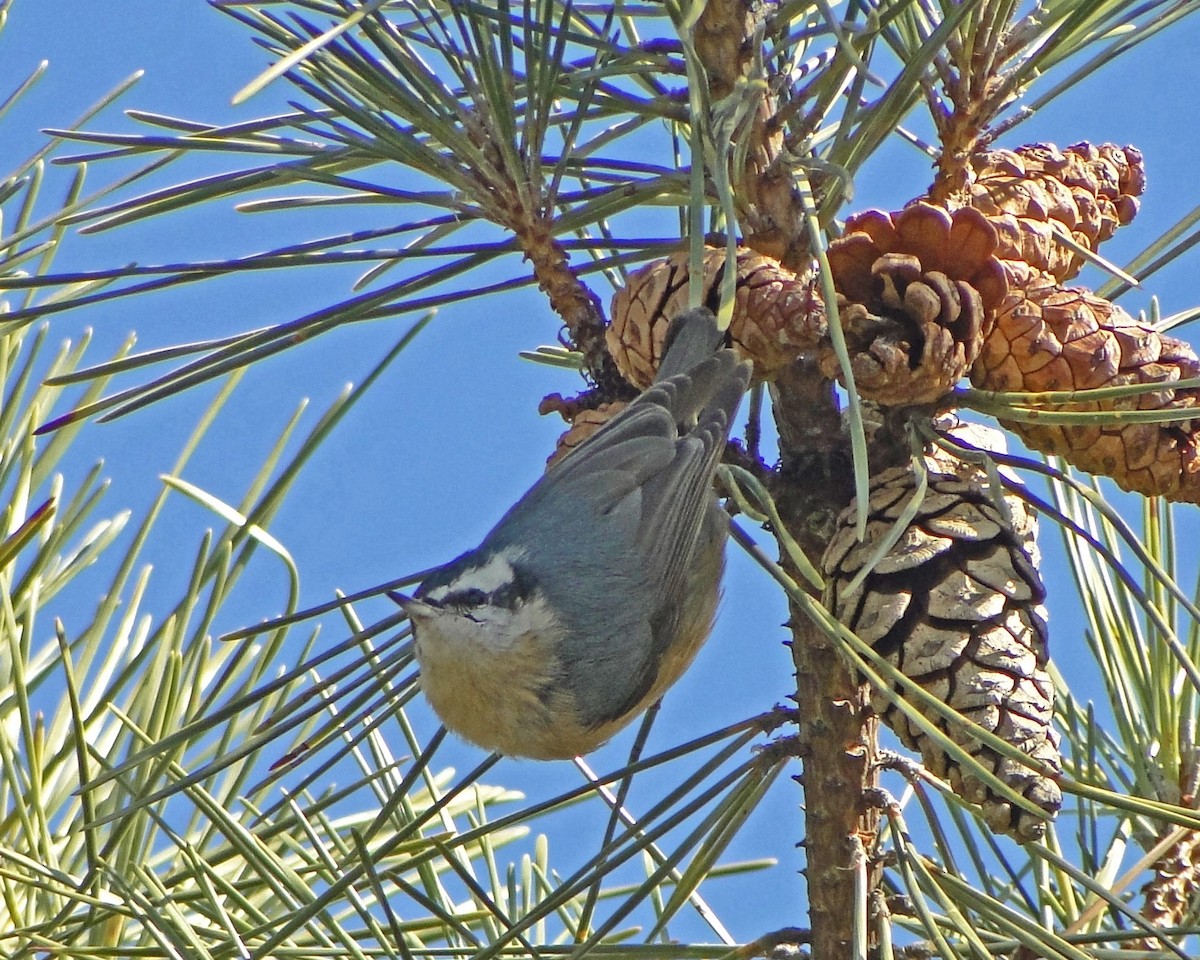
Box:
[388,589,433,621]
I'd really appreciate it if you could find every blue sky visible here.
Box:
[4,0,1200,945]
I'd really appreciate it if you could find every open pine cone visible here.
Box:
[973,274,1200,502]
[966,142,1145,284]
[607,247,824,388]
[822,423,1061,841]
[822,204,1008,407]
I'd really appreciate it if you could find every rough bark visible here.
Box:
[772,361,882,959]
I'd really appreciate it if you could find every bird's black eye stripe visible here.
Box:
[446,587,488,609]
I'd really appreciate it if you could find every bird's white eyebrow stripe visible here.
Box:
[423,546,525,601]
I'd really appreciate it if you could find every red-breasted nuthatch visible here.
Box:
[395,307,750,758]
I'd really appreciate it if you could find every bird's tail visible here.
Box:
[654,307,725,382]
[649,306,749,433]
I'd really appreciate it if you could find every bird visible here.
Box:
[394,306,751,758]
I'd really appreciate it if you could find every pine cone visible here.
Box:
[966,142,1145,284]
[821,204,1007,407]
[822,425,1061,840]
[1137,828,1200,951]
[607,247,824,388]
[545,401,627,468]
[973,275,1200,502]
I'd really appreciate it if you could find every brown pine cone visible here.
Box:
[966,142,1145,284]
[973,275,1200,502]
[544,401,627,468]
[1136,827,1200,951]
[607,247,824,388]
[822,424,1061,840]
[821,203,1008,407]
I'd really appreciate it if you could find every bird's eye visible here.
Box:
[449,587,488,609]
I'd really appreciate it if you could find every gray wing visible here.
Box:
[541,350,747,603]
[485,350,747,586]
[633,352,749,609]
[508,306,733,522]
